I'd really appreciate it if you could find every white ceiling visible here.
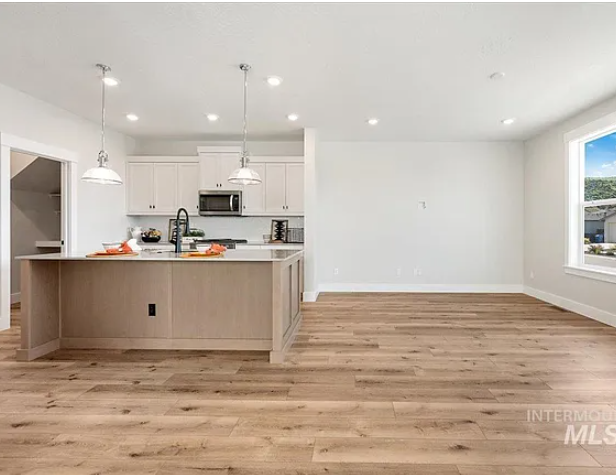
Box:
[1,3,616,141]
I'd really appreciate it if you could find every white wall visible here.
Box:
[525,94,616,320]
[316,142,524,292]
[0,82,135,251]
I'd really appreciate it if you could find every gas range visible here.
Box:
[193,238,248,250]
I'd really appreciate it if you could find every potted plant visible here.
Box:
[587,244,604,255]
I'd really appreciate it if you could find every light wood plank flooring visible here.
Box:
[1,294,616,474]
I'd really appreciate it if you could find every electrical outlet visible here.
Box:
[333,268,339,276]
[148,303,156,318]
[418,200,427,210]
[530,271,535,279]
[396,268,402,277]
[414,268,422,276]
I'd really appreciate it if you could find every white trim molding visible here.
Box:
[0,132,78,332]
[303,291,320,302]
[564,265,616,285]
[525,286,616,328]
[318,283,524,293]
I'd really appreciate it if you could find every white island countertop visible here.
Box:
[17,249,303,263]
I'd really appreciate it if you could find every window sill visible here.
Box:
[564,264,616,284]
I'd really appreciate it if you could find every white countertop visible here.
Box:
[17,249,303,263]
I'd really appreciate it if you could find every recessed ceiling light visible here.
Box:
[266,76,283,87]
[206,114,219,122]
[367,118,379,125]
[102,76,120,86]
[287,113,299,121]
[489,72,506,80]
[501,118,516,125]
[126,113,139,122]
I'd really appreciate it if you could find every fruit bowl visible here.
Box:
[141,236,161,243]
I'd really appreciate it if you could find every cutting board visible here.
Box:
[180,252,224,258]
[86,251,139,258]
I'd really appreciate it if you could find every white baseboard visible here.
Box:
[318,283,524,293]
[10,292,20,304]
[524,286,616,328]
[303,291,320,302]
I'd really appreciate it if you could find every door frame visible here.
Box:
[0,132,78,330]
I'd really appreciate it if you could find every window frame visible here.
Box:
[564,111,616,284]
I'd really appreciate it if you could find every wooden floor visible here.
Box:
[1,294,616,474]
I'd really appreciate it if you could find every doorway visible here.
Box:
[0,133,77,331]
[10,152,63,305]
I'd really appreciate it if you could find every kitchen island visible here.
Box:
[17,249,303,363]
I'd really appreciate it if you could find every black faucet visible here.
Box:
[174,208,190,254]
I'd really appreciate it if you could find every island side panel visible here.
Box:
[17,260,60,361]
[60,261,172,341]
[171,262,273,345]
[270,255,303,363]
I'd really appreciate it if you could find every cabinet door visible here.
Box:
[127,163,154,214]
[285,164,304,215]
[218,154,242,190]
[177,163,200,216]
[265,163,286,214]
[242,163,266,215]
[199,155,219,190]
[153,163,178,214]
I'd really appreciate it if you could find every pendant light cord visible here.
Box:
[98,64,108,166]
[101,68,106,155]
[240,64,250,168]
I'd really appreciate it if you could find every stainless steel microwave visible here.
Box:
[199,190,242,216]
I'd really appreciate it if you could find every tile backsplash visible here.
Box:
[128,216,304,242]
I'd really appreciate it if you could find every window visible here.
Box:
[566,114,616,282]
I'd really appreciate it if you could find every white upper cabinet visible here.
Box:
[177,163,200,215]
[262,163,304,216]
[127,163,154,214]
[219,154,242,190]
[285,163,305,214]
[199,153,241,190]
[126,157,198,216]
[265,163,287,214]
[127,154,303,217]
[199,155,219,190]
[242,163,266,214]
[153,163,178,213]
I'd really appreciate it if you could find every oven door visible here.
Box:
[199,191,242,216]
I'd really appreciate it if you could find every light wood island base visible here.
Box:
[18,251,303,363]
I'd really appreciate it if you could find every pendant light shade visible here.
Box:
[82,64,123,185]
[81,151,123,185]
[228,63,262,186]
[228,155,262,185]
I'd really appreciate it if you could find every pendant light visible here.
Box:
[81,64,123,185]
[228,63,262,186]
